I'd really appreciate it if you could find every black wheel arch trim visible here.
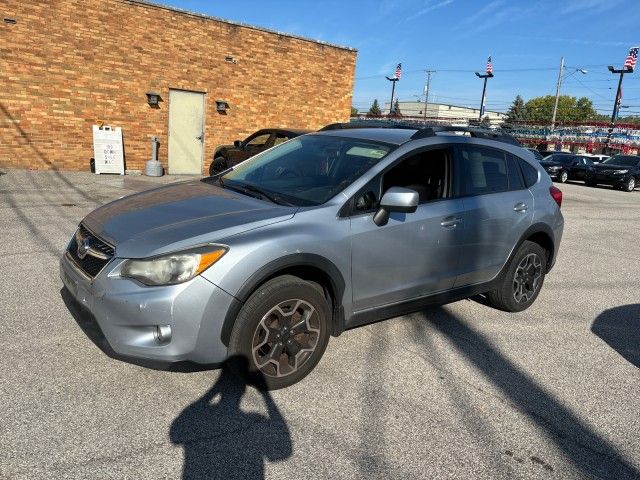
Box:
[509,222,556,273]
[220,254,346,346]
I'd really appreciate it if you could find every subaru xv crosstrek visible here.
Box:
[60,124,564,389]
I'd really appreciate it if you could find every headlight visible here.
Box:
[120,245,227,286]
[613,169,629,174]
[548,166,561,171]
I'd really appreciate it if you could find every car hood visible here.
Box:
[591,163,632,171]
[82,179,297,258]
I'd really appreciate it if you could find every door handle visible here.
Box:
[513,202,528,212]
[440,216,461,228]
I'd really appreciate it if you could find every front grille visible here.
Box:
[67,224,115,278]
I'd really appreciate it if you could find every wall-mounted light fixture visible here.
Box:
[215,100,229,113]
[146,92,161,108]
[3,18,17,25]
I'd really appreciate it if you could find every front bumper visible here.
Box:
[545,168,562,179]
[60,253,239,366]
[585,173,631,186]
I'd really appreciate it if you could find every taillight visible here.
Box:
[549,186,562,208]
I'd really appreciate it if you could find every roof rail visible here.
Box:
[319,120,421,131]
[411,126,521,146]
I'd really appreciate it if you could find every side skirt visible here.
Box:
[346,280,497,330]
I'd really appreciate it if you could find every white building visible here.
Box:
[381,101,507,127]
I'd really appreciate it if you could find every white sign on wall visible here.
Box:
[92,125,124,175]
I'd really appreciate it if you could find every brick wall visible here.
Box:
[0,0,356,173]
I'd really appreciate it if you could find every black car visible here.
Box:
[209,128,309,175]
[526,148,545,161]
[540,153,594,183]
[585,155,640,192]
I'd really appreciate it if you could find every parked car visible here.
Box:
[540,153,594,183]
[583,153,609,164]
[538,150,559,158]
[585,154,640,192]
[209,128,309,176]
[60,125,564,389]
[527,148,544,161]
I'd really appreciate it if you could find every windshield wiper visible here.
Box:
[220,181,290,205]
[239,184,291,205]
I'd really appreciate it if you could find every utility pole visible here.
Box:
[386,77,399,115]
[606,65,632,151]
[551,56,565,130]
[423,70,434,123]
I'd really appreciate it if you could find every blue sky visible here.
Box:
[160,0,640,115]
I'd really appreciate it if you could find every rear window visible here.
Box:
[518,158,539,187]
[456,145,509,196]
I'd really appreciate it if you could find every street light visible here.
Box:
[551,57,587,129]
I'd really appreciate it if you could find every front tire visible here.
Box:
[559,170,568,183]
[624,177,636,192]
[486,241,547,313]
[228,275,331,390]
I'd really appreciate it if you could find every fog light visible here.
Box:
[154,325,172,344]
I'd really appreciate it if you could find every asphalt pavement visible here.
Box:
[0,168,638,479]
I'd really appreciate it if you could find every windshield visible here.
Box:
[602,155,639,167]
[545,154,575,165]
[215,134,393,206]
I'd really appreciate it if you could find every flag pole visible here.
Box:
[386,78,398,114]
[475,56,493,123]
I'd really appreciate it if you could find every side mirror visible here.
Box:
[373,187,419,226]
[233,140,243,148]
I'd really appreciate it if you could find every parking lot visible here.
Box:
[0,168,638,479]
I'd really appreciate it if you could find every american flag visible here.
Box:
[395,63,402,80]
[486,56,493,75]
[623,47,638,70]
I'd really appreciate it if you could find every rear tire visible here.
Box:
[228,275,331,390]
[486,241,547,313]
[209,156,228,176]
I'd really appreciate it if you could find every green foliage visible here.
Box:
[480,115,492,128]
[351,106,358,116]
[389,99,403,118]
[505,95,527,124]
[524,95,597,123]
[367,99,382,117]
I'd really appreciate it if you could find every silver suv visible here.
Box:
[60,125,564,389]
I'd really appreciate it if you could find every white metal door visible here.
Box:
[168,90,205,174]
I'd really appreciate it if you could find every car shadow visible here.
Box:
[591,304,640,368]
[170,356,292,480]
[409,306,639,479]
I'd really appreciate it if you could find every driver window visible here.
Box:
[382,148,449,204]
[273,134,289,146]
[246,133,271,147]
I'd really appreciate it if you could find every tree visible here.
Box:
[480,115,492,128]
[350,106,358,117]
[389,98,403,117]
[524,95,597,124]
[367,99,382,117]
[504,95,527,125]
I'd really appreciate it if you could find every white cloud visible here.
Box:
[405,0,454,22]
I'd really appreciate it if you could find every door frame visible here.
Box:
[167,88,207,174]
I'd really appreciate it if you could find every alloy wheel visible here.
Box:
[560,171,568,183]
[627,177,636,192]
[512,253,543,304]
[251,299,320,378]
